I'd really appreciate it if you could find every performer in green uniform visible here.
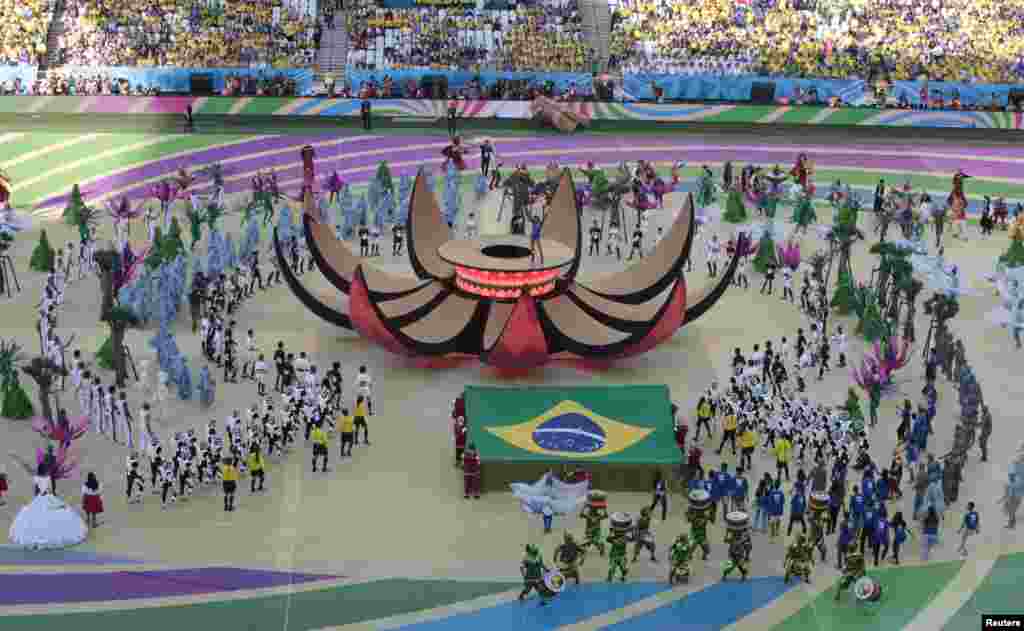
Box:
[687,506,711,560]
[519,544,550,604]
[580,493,608,556]
[721,527,751,581]
[606,530,629,582]
[669,532,695,584]
[632,507,658,562]
[580,162,610,203]
[809,510,828,562]
[554,532,585,585]
[834,542,866,601]
[784,533,813,583]
[697,165,716,207]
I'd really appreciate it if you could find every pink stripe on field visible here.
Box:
[146,97,197,114]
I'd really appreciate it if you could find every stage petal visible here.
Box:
[348,266,414,356]
[304,214,358,295]
[483,294,550,369]
[407,169,455,282]
[578,193,695,304]
[540,169,582,285]
[273,228,352,329]
[684,233,744,325]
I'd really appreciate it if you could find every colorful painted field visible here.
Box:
[4,130,1023,225]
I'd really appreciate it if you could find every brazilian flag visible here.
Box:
[465,385,678,465]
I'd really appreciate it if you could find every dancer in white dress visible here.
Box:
[8,463,87,549]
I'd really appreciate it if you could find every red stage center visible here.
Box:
[438,236,574,301]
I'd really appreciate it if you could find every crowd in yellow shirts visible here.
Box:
[0,0,52,66]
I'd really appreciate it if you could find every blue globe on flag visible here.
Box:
[531,413,606,453]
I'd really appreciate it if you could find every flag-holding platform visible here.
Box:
[465,385,680,492]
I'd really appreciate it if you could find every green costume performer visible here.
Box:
[581,166,610,202]
[580,501,608,556]
[554,532,585,584]
[834,543,866,601]
[696,166,716,207]
[632,507,658,562]
[687,508,711,560]
[606,532,629,582]
[784,534,814,583]
[519,544,551,604]
[809,512,828,562]
[187,207,204,250]
[721,529,751,581]
[791,191,817,231]
[723,189,748,223]
[669,532,695,584]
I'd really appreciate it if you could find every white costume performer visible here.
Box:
[154,371,170,420]
[8,475,87,549]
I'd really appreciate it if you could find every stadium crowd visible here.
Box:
[56,0,319,67]
[609,0,1024,83]
[0,0,53,66]
[346,0,586,72]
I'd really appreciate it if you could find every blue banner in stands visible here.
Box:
[624,73,1017,107]
[346,69,593,96]
[57,66,315,96]
[379,0,477,6]
[0,65,37,88]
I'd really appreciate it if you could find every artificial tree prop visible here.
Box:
[842,387,866,434]
[21,356,67,425]
[752,230,779,274]
[777,239,801,272]
[174,356,193,400]
[855,285,890,342]
[163,216,187,262]
[0,339,33,419]
[106,195,144,252]
[29,229,55,272]
[376,161,394,195]
[722,187,748,223]
[94,247,141,386]
[791,189,817,231]
[397,174,413,225]
[323,171,344,205]
[277,205,295,244]
[1000,220,1024,269]
[239,216,261,263]
[150,178,183,232]
[443,164,461,228]
[197,365,215,408]
[33,412,89,444]
[832,268,858,315]
[225,232,239,270]
[62,184,87,227]
[379,188,396,226]
[206,228,228,277]
[355,196,369,230]
[852,335,912,393]
[475,173,489,201]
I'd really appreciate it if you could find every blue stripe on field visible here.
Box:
[599,576,794,631]
[395,582,671,630]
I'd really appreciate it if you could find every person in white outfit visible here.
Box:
[356,365,374,416]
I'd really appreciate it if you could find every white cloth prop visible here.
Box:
[8,477,87,549]
[510,472,590,516]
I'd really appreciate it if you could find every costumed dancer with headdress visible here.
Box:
[669,532,695,584]
[784,533,814,583]
[554,532,585,584]
[808,492,829,561]
[631,506,658,562]
[519,544,551,604]
[790,153,814,195]
[697,166,715,207]
[442,137,469,171]
[580,490,608,556]
[948,170,970,240]
[687,488,713,560]
[580,162,609,204]
[721,512,752,581]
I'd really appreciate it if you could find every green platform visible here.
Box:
[465,385,679,492]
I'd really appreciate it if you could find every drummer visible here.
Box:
[631,507,658,563]
[553,532,585,585]
[518,544,551,605]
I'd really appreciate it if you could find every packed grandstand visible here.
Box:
[1,0,1024,98]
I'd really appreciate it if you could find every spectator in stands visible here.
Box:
[0,0,53,66]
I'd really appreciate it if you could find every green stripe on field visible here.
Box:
[240,98,298,115]
[196,98,242,115]
[771,560,962,631]
[779,107,828,124]
[702,106,783,123]
[0,97,47,114]
[0,579,518,631]
[6,134,148,183]
[1,134,77,165]
[943,552,1024,630]
[820,108,881,126]
[16,134,252,204]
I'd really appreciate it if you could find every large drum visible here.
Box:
[587,489,608,510]
[809,492,830,515]
[688,489,712,512]
[854,576,883,602]
[610,511,633,534]
[541,570,565,597]
[725,511,750,533]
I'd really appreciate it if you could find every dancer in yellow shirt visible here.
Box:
[311,424,329,473]
[221,458,239,512]
[339,408,355,457]
[247,445,265,493]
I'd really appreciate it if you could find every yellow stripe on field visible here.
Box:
[13,135,178,192]
[27,96,54,112]
[2,133,105,170]
[0,132,24,146]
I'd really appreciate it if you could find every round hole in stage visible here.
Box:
[481,244,532,259]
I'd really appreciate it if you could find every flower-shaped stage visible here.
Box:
[275,169,743,370]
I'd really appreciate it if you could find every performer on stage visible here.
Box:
[442,136,469,171]
[721,521,752,581]
[554,532,585,584]
[790,153,814,195]
[580,492,608,556]
[948,170,971,240]
[784,533,813,583]
[606,528,630,582]
[529,210,548,265]
[519,544,550,604]
[632,507,658,562]
[480,140,495,177]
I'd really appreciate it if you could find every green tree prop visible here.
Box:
[29,229,55,272]
[0,340,33,419]
[999,230,1024,268]
[62,184,87,227]
[146,226,165,270]
[95,336,115,370]
[95,248,140,387]
[791,194,816,228]
[162,217,187,262]
[21,357,66,424]
[856,287,889,342]
[832,267,858,315]
[843,387,865,434]
[752,231,778,274]
[376,161,394,195]
[722,189,748,223]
